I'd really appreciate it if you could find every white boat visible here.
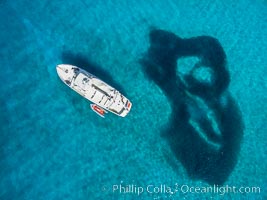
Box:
[56,64,132,117]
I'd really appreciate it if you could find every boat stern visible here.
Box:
[120,101,132,117]
[109,98,132,117]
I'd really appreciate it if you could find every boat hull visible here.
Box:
[56,64,132,117]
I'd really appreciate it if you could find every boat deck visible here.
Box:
[56,64,131,117]
[73,72,126,115]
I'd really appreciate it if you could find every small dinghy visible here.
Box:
[90,104,107,118]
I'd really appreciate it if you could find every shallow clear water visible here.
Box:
[0,0,266,199]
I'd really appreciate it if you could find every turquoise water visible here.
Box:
[0,0,266,199]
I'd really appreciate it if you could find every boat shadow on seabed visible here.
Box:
[140,29,244,185]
